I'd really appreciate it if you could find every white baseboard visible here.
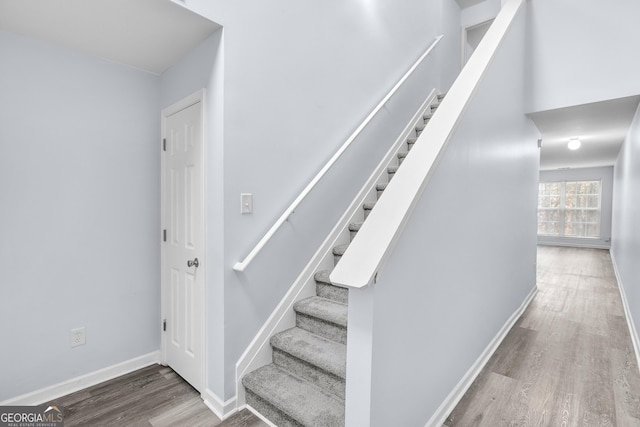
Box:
[610,251,640,371]
[424,285,538,427]
[202,388,237,420]
[537,240,611,250]
[0,351,161,406]
[241,404,278,427]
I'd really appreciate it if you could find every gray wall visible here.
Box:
[351,5,539,424]
[538,167,614,249]
[0,30,161,400]
[180,0,464,399]
[612,103,640,355]
[526,0,640,112]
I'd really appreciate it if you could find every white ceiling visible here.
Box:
[3,0,637,172]
[456,0,488,9]
[0,0,220,74]
[528,95,640,170]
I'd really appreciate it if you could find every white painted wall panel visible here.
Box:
[0,30,160,401]
[461,0,500,28]
[612,103,640,355]
[359,6,539,424]
[526,0,640,112]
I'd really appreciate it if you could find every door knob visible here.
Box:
[187,258,199,268]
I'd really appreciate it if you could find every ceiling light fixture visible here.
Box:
[568,137,581,150]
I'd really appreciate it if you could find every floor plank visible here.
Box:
[44,364,221,427]
[217,409,270,427]
[44,364,269,427]
[445,246,640,426]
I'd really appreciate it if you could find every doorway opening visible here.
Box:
[463,19,495,67]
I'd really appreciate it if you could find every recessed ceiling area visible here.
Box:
[0,0,220,74]
[455,0,489,9]
[528,95,640,170]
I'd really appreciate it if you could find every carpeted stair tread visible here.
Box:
[415,121,426,132]
[348,222,362,242]
[271,327,346,378]
[423,111,433,120]
[407,136,417,145]
[397,151,408,159]
[332,243,349,265]
[363,201,377,219]
[242,364,345,427]
[314,270,333,285]
[315,270,349,291]
[294,296,347,328]
[314,270,348,304]
[332,243,349,256]
[348,222,363,232]
[387,165,399,174]
[363,201,377,210]
[376,182,388,191]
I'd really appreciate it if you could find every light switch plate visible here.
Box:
[241,193,253,214]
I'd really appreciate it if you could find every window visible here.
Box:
[537,180,601,238]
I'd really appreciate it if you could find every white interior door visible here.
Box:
[162,92,205,392]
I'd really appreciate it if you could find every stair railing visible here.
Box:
[330,0,527,288]
[233,35,444,272]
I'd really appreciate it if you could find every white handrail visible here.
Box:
[233,35,444,272]
[329,0,526,288]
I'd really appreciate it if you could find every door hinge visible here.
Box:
[163,138,166,151]
[163,319,167,332]
[163,229,167,242]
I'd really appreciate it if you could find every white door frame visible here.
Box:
[461,18,495,69]
[160,89,207,391]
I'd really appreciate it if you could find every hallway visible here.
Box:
[445,246,640,426]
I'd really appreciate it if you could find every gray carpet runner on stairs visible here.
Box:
[241,93,444,427]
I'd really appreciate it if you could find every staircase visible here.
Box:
[242,93,445,427]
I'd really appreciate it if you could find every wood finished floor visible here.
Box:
[444,246,640,427]
[45,246,640,426]
[45,364,267,427]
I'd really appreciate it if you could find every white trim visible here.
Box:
[162,90,205,116]
[610,251,640,371]
[537,240,611,250]
[0,351,161,406]
[202,388,237,420]
[243,404,278,427]
[424,285,538,427]
[344,285,375,427]
[460,26,466,71]
[463,18,496,68]
[160,88,207,392]
[233,36,444,272]
[234,89,440,409]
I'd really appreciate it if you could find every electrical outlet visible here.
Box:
[71,327,86,348]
